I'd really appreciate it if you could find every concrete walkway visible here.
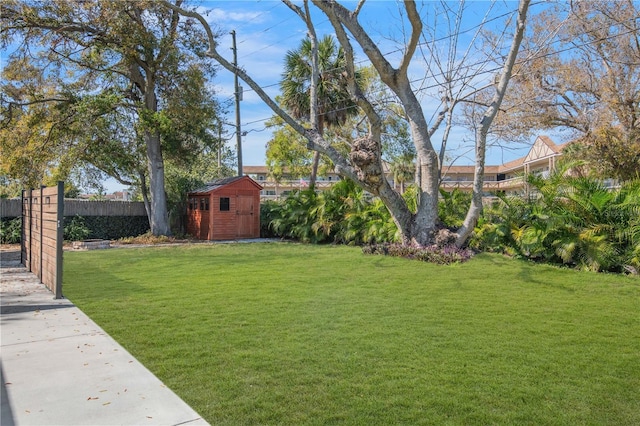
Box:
[0,249,209,426]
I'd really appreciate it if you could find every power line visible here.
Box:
[216,3,639,131]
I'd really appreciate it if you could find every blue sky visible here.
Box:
[110,0,556,192]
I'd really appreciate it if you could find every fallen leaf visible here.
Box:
[87,397,99,400]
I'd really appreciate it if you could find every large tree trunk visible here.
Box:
[413,149,441,245]
[145,129,171,236]
[141,74,171,236]
[139,168,151,228]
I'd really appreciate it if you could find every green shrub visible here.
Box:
[80,216,150,240]
[64,215,91,241]
[0,217,22,244]
[260,201,281,238]
[472,173,640,274]
[61,216,150,240]
[438,188,472,228]
[265,179,399,245]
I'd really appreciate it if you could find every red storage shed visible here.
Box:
[186,176,262,240]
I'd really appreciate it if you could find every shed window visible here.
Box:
[220,197,230,211]
[200,197,209,211]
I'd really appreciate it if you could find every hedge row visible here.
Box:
[64,216,150,240]
[1,216,150,243]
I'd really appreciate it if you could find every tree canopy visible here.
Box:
[1,0,224,234]
[502,0,640,180]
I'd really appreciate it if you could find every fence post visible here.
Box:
[39,185,44,282]
[21,189,29,268]
[55,181,64,299]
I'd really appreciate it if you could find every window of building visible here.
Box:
[220,197,230,211]
[200,197,209,211]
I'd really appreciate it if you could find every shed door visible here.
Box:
[236,195,254,238]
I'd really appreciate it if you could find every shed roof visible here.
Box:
[189,176,263,195]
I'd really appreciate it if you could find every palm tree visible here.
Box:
[389,153,415,194]
[280,35,357,189]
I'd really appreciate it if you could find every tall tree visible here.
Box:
[502,0,640,179]
[1,0,220,235]
[389,153,415,194]
[266,117,314,182]
[164,0,530,247]
[280,35,357,189]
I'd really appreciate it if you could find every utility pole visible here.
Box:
[230,30,243,177]
[217,122,222,172]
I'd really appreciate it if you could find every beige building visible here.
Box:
[440,135,565,196]
[245,136,565,200]
[243,166,346,200]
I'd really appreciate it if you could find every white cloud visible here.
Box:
[194,6,268,26]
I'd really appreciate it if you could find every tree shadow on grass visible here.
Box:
[63,270,151,305]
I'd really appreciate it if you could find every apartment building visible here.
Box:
[440,135,565,196]
[243,166,345,200]
[245,136,565,200]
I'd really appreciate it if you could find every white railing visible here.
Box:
[440,176,525,190]
[258,176,527,200]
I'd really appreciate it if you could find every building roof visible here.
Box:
[243,165,268,174]
[189,176,262,195]
[497,157,525,173]
[538,135,564,153]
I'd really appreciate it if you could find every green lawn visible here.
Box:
[64,243,640,425]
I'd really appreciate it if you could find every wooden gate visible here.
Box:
[21,182,64,299]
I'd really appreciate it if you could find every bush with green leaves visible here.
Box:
[78,216,150,240]
[438,188,472,228]
[472,171,640,273]
[0,217,22,244]
[265,179,399,245]
[265,181,480,247]
[64,215,91,241]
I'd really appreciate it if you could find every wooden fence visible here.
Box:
[21,183,64,299]
[1,198,146,218]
